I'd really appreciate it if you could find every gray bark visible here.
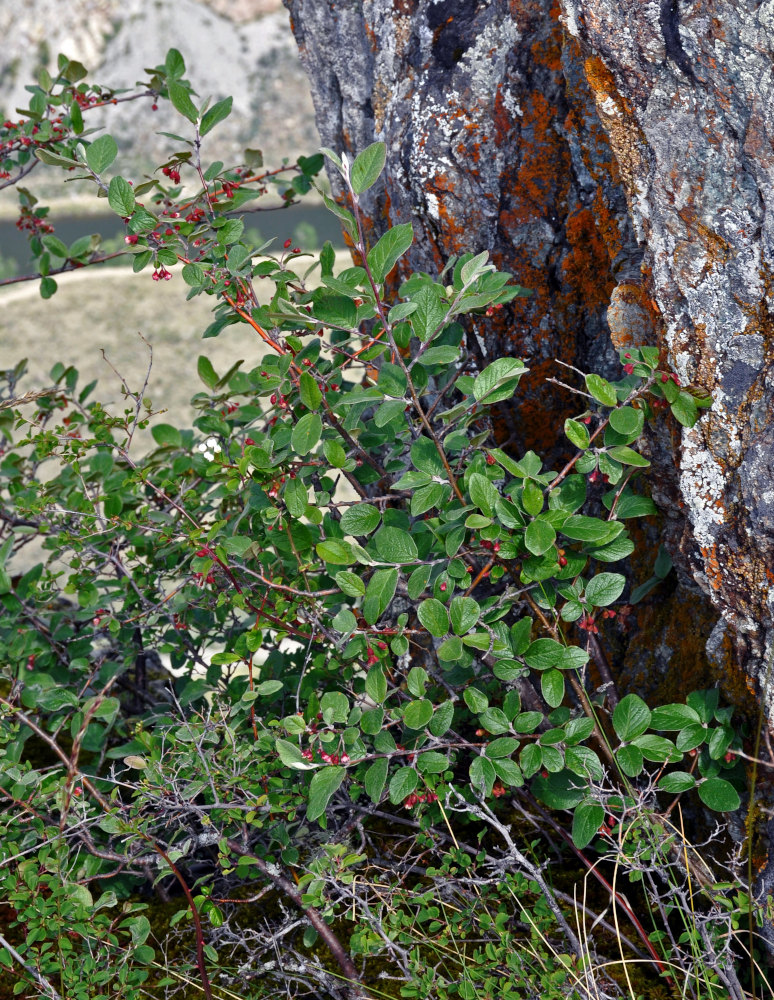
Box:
[284,0,774,716]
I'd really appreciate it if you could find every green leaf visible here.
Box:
[473,358,526,403]
[591,536,636,562]
[299,372,322,410]
[657,772,696,793]
[151,423,181,447]
[675,724,707,752]
[129,207,159,234]
[609,406,642,436]
[698,777,740,812]
[523,638,565,671]
[565,746,603,782]
[561,516,623,544]
[291,413,322,455]
[615,744,644,777]
[708,726,734,760]
[341,503,381,536]
[478,708,510,734]
[360,708,384,735]
[541,669,565,708]
[468,472,498,517]
[485,737,519,758]
[365,665,387,704]
[69,97,84,133]
[524,517,556,556]
[365,758,388,802]
[438,635,463,661]
[404,699,433,730]
[362,567,398,624]
[200,96,233,136]
[564,718,595,746]
[411,436,445,476]
[316,539,355,564]
[374,526,417,563]
[492,757,524,787]
[407,667,428,697]
[168,80,199,123]
[585,373,618,406]
[429,701,455,737]
[42,235,68,258]
[350,141,387,194]
[378,362,408,397]
[564,418,590,450]
[419,345,460,365]
[336,571,366,597]
[572,802,605,849]
[410,284,447,342]
[182,262,205,286]
[85,134,118,174]
[607,446,650,467]
[307,766,346,821]
[521,480,544,516]
[284,477,308,518]
[418,598,449,637]
[411,483,446,516]
[417,751,448,774]
[407,564,432,600]
[520,743,542,778]
[612,694,651,741]
[321,191,357,241]
[469,756,496,796]
[165,48,186,78]
[197,355,218,389]
[35,147,78,168]
[367,223,414,284]
[631,734,681,763]
[512,711,543,734]
[108,175,135,216]
[584,572,625,607]
[216,219,244,245]
[276,738,315,770]
[463,686,488,714]
[650,703,702,730]
[313,291,358,328]
[130,914,151,948]
[671,390,699,427]
[389,766,418,804]
[449,596,480,636]
[533,770,585,809]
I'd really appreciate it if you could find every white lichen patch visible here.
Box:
[680,431,727,547]
[597,95,622,119]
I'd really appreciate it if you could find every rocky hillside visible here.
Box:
[0,0,318,180]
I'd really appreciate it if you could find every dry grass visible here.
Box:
[1,268,276,447]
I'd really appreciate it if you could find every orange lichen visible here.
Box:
[561,206,616,315]
[700,544,724,592]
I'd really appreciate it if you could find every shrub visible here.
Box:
[0,49,764,1000]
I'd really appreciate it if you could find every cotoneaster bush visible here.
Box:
[0,49,766,1000]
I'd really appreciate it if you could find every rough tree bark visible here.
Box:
[283,1,774,726]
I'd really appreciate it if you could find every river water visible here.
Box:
[0,203,345,273]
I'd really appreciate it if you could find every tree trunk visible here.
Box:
[283,0,773,719]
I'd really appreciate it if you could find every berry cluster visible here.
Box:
[402,791,438,810]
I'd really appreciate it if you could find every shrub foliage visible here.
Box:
[0,49,763,1000]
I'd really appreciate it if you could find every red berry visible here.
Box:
[283,238,292,248]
